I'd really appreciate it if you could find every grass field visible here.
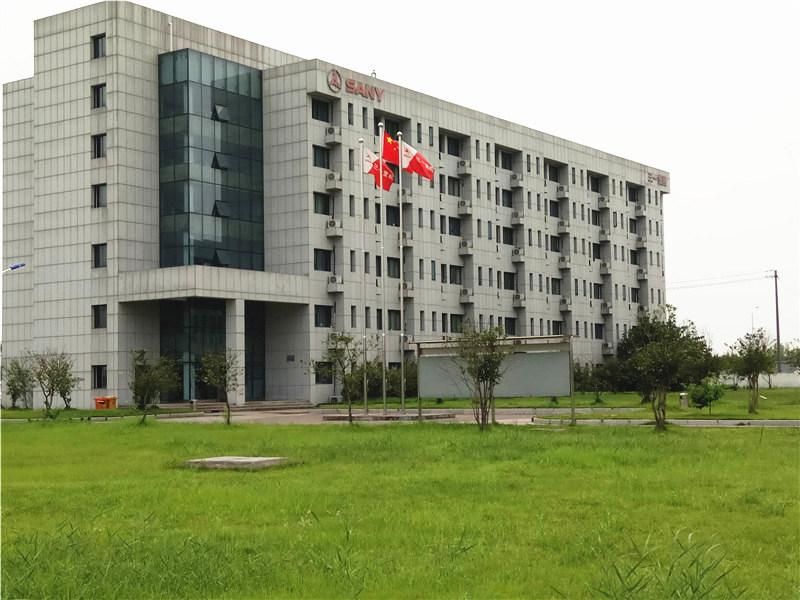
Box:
[0,406,194,420]
[2,420,798,598]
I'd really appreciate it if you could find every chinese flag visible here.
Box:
[382,131,400,165]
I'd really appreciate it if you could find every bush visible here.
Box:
[687,377,725,409]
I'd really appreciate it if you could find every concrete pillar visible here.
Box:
[226,298,245,406]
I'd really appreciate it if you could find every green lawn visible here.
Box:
[2,421,798,598]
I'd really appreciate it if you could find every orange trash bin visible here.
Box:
[106,396,118,409]
[95,397,108,409]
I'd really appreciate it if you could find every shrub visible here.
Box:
[687,377,725,409]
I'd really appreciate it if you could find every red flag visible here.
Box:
[363,148,394,191]
[382,131,400,165]
[399,139,435,181]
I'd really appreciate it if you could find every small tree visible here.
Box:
[199,351,241,425]
[623,307,712,431]
[2,357,34,409]
[29,351,76,417]
[687,377,725,413]
[314,333,374,424]
[51,354,80,409]
[730,329,774,414]
[784,341,800,372]
[129,350,179,424]
[452,323,510,431]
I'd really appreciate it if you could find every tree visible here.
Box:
[29,351,78,417]
[129,350,179,424]
[2,357,34,409]
[619,307,712,431]
[199,350,241,425]
[452,323,511,431]
[784,341,800,372]
[314,333,375,424]
[730,328,774,414]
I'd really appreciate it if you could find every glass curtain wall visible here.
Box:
[158,49,264,270]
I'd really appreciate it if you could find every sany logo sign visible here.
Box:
[327,69,385,103]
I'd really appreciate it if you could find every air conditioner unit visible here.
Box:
[512,211,521,219]
[557,185,568,193]
[458,160,467,167]
[511,173,522,181]
[513,293,523,300]
[328,395,341,403]
[326,172,338,181]
[459,240,470,248]
[460,288,472,296]
[458,200,467,207]
[603,342,613,349]
[327,219,338,228]
[326,126,336,135]
[600,261,610,269]
[512,248,522,256]
[329,275,339,284]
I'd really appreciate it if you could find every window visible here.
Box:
[442,313,448,333]
[449,265,463,285]
[537,230,542,247]
[387,257,400,278]
[347,103,354,125]
[502,227,513,245]
[313,249,332,271]
[92,243,107,268]
[593,283,603,300]
[448,217,461,236]
[91,365,107,389]
[313,192,331,215]
[488,221,493,240]
[549,236,561,252]
[501,189,512,208]
[594,323,605,340]
[431,260,436,281]
[375,203,382,224]
[419,310,425,331]
[528,229,533,246]
[348,149,354,171]
[432,311,437,331]
[314,305,332,327]
[92,304,107,329]
[364,252,370,274]
[365,307,371,328]
[388,310,401,331]
[447,177,461,197]
[417,122,422,144]
[315,362,333,384]
[656,221,660,236]
[364,198,370,220]
[503,272,515,290]
[362,107,369,129]
[526,154,531,172]
[350,250,356,273]
[553,321,564,335]
[90,34,106,59]
[312,145,330,169]
[489,268,494,287]
[375,255,382,277]
[419,258,424,280]
[386,205,400,226]
[477,219,482,237]
[351,305,357,328]
[480,315,485,331]
[631,287,640,303]
[446,137,461,157]
[441,264,448,284]
[575,278,579,296]
[549,200,559,218]
[91,183,107,208]
[450,314,463,334]
[91,134,106,158]
[551,279,562,295]
[429,126,434,146]
[91,83,106,109]
[571,167,576,185]
[575,320,580,337]
[377,309,383,330]
[311,99,331,122]
[429,210,435,229]
[349,195,355,217]
[478,266,483,286]
[440,215,446,234]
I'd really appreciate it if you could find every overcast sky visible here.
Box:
[1,0,798,354]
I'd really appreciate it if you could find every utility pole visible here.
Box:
[773,269,781,370]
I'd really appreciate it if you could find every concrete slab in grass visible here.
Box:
[184,456,288,470]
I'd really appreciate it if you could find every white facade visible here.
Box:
[2,1,669,408]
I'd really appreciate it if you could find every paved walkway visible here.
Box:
[153,408,800,428]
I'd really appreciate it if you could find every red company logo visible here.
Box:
[327,69,342,93]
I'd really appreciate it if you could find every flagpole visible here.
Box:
[397,131,405,414]
[379,122,387,415]
[358,138,368,416]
